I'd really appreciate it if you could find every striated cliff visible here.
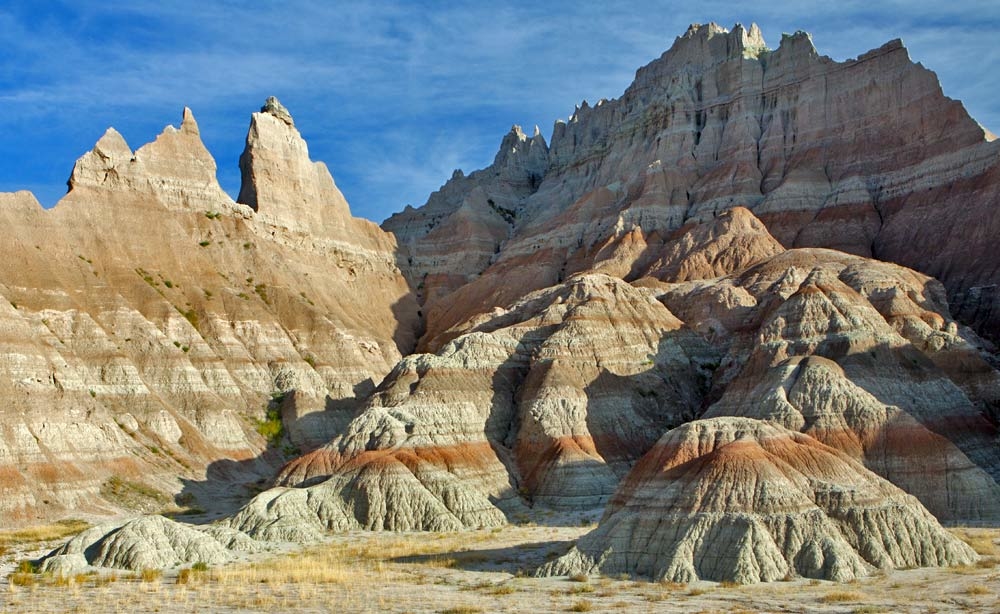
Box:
[0,100,418,524]
[385,23,1000,349]
[15,22,1000,586]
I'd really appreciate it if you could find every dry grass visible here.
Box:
[821,590,864,603]
[4,523,999,614]
[0,519,90,549]
[951,528,998,556]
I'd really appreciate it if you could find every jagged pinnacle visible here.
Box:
[261,96,294,127]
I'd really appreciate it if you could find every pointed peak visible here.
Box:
[533,125,541,138]
[180,107,199,135]
[93,128,133,161]
[261,96,294,127]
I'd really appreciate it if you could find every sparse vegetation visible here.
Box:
[135,267,158,288]
[0,519,90,553]
[822,591,864,603]
[567,600,593,612]
[100,475,169,507]
[177,307,199,329]
[256,393,286,446]
[952,527,998,555]
[139,568,162,582]
[253,283,270,304]
[199,240,211,247]
[966,584,991,595]
[204,211,222,220]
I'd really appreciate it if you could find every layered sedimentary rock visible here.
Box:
[541,417,977,584]
[225,274,717,537]
[39,515,260,573]
[651,238,1000,521]
[385,23,1000,346]
[0,100,418,524]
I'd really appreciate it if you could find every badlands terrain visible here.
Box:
[2,21,1000,612]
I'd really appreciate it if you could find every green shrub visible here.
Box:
[256,406,284,446]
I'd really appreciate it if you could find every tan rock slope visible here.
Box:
[0,100,418,524]
[541,417,977,584]
[385,23,1000,347]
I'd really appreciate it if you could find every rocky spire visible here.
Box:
[261,96,294,127]
[491,124,549,191]
[237,97,351,233]
[62,107,234,213]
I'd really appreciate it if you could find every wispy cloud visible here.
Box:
[0,1,996,221]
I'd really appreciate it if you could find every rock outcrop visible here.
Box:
[0,100,418,524]
[225,274,717,537]
[39,515,260,573]
[386,23,1000,346]
[654,243,1000,522]
[541,417,977,584]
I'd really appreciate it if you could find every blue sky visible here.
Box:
[1,1,997,223]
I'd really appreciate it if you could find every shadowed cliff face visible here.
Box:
[384,22,1000,348]
[0,100,419,524]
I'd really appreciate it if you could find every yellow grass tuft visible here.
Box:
[951,528,998,556]
[821,591,864,603]
[0,519,90,549]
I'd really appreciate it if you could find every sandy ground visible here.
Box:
[2,514,998,614]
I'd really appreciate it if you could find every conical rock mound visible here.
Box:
[540,417,977,584]
[39,515,260,574]
[705,356,1000,521]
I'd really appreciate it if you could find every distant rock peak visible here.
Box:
[180,107,200,135]
[261,96,294,127]
[237,97,352,232]
[63,107,235,213]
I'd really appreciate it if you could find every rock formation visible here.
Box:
[15,23,1000,585]
[651,236,1000,521]
[0,101,418,524]
[224,274,716,537]
[541,417,978,584]
[386,22,1000,347]
[39,515,260,573]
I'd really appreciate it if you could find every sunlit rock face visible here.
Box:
[0,100,418,524]
[386,22,1000,347]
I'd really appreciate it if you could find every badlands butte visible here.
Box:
[2,22,1000,588]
